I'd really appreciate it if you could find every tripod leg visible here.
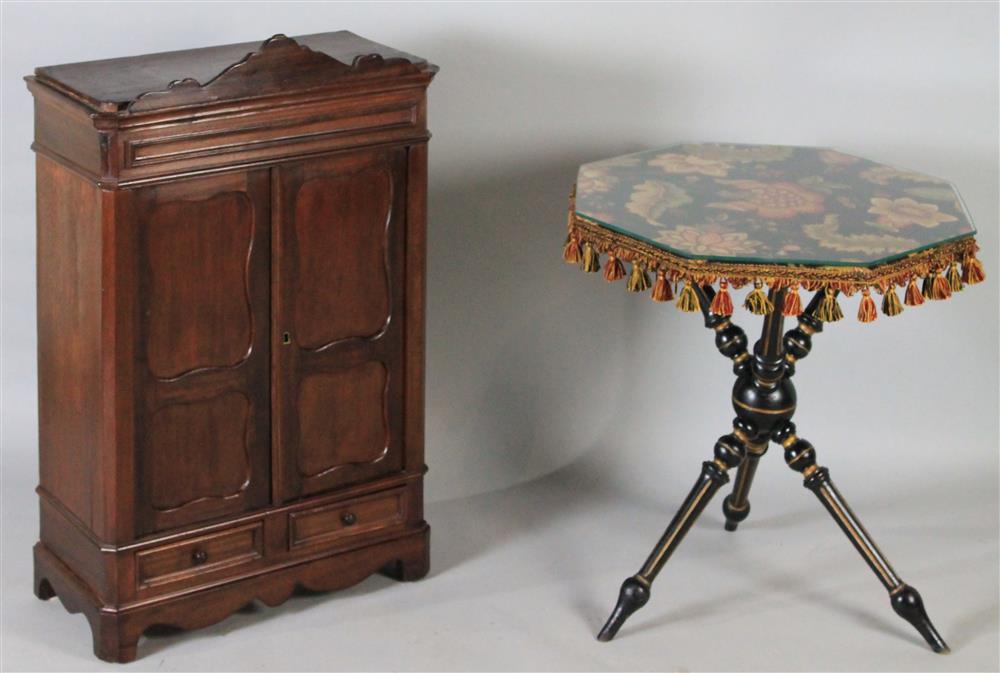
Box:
[721,437,768,531]
[597,431,746,642]
[773,421,949,653]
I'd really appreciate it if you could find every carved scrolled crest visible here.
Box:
[128,34,423,112]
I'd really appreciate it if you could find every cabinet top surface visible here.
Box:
[31,31,436,114]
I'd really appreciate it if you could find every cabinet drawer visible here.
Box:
[136,523,263,589]
[289,488,405,550]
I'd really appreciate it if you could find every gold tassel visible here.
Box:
[857,287,877,323]
[962,254,985,285]
[946,261,963,292]
[709,280,734,316]
[743,280,773,315]
[562,233,582,264]
[881,283,903,317]
[904,276,924,306]
[815,287,844,323]
[676,280,701,312]
[603,252,625,282]
[782,283,803,317]
[626,263,651,292]
[582,242,600,273]
[651,270,673,302]
[922,269,951,300]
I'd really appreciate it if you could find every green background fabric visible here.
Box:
[575,144,976,267]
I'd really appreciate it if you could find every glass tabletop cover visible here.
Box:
[574,143,975,267]
[565,143,984,323]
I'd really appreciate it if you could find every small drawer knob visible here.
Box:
[191,549,209,565]
[340,512,357,526]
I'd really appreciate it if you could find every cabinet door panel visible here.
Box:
[292,172,391,347]
[274,149,406,501]
[131,171,271,534]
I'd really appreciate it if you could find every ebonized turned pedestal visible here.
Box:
[596,287,948,652]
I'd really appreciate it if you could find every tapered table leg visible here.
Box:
[597,431,747,641]
[772,421,949,653]
[721,438,767,531]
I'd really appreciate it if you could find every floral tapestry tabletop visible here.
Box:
[574,143,976,268]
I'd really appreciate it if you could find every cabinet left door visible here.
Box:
[124,171,272,535]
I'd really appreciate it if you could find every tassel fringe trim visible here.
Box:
[709,280,734,316]
[564,205,984,322]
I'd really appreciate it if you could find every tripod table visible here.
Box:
[563,143,984,652]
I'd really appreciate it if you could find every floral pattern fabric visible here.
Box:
[575,144,976,267]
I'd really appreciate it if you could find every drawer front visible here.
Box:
[116,89,425,183]
[288,488,405,551]
[136,523,263,589]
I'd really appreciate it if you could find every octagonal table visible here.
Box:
[563,143,985,652]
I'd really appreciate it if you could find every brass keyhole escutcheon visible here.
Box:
[282,331,291,345]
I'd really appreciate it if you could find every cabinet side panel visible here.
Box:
[36,155,103,529]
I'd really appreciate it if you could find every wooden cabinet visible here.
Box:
[28,32,436,663]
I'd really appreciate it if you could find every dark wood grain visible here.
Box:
[33,31,434,112]
[36,155,103,530]
[129,170,272,535]
[30,31,434,662]
[272,149,407,501]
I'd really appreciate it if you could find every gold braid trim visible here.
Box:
[569,212,978,294]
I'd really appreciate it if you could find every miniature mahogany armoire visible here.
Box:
[28,32,436,663]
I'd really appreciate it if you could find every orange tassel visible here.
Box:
[651,269,673,302]
[562,234,582,264]
[603,253,625,282]
[782,284,802,317]
[922,270,951,300]
[728,277,749,289]
[904,277,924,306]
[830,281,857,297]
[961,254,985,285]
[857,288,877,323]
[709,280,734,316]
[881,283,903,316]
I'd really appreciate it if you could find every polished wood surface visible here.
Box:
[273,149,407,501]
[30,32,435,662]
[129,171,272,534]
[33,31,433,112]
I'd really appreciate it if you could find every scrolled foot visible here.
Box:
[379,545,430,582]
[891,584,949,653]
[597,576,650,642]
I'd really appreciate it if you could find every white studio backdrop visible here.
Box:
[1,3,997,670]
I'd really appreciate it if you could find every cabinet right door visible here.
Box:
[272,148,408,502]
